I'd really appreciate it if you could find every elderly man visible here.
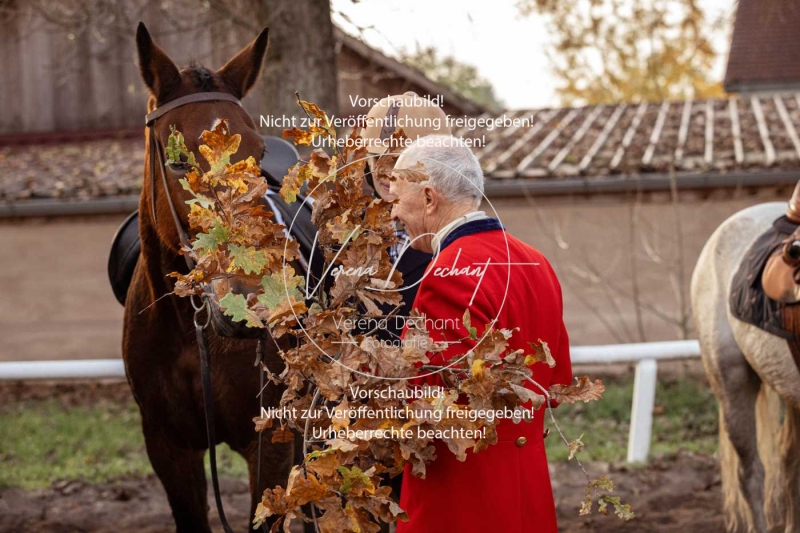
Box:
[390,135,573,533]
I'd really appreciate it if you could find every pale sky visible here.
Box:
[331,0,735,110]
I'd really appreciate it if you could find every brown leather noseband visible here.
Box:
[145,92,242,266]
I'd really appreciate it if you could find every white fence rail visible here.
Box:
[0,339,702,463]
[572,340,702,462]
[0,359,126,380]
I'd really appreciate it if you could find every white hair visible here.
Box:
[395,134,484,207]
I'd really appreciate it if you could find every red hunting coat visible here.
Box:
[396,219,572,533]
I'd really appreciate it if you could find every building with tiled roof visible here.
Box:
[725,0,800,93]
[470,94,800,195]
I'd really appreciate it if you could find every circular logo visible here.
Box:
[281,150,512,381]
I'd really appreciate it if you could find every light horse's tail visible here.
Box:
[692,202,788,533]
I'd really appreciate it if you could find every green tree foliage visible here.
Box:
[399,45,505,111]
[517,0,727,105]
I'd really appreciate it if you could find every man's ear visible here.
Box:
[136,22,181,102]
[217,27,269,99]
[423,184,438,214]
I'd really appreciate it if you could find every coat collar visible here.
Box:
[432,210,487,250]
[435,217,505,255]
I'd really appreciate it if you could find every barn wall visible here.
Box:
[484,185,793,345]
[2,187,791,361]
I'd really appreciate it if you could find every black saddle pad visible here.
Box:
[729,215,799,339]
[108,211,141,305]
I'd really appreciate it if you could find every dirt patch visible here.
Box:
[0,452,722,532]
[0,474,252,533]
[554,452,723,532]
[0,380,132,408]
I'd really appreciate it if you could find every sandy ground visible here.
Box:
[0,452,722,533]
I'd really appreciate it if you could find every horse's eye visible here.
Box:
[784,240,800,263]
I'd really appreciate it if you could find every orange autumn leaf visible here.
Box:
[549,376,606,405]
[198,119,241,174]
[271,424,295,444]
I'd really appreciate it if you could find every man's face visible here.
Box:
[390,177,434,253]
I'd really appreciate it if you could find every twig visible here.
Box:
[520,374,592,483]
[137,290,175,314]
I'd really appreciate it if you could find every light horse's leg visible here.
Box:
[699,323,769,533]
[733,320,800,533]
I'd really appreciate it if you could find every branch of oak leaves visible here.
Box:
[164,93,633,533]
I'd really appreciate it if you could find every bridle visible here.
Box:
[144,91,251,533]
[145,91,243,269]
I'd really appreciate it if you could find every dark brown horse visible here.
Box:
[124,23,292,532]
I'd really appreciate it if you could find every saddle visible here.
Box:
[730,181,800,360]
[108,136,324,337]
[762,182,800,303]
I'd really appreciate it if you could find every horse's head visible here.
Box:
[136,22,269,252]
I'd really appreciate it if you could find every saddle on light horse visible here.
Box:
[730,181,800,363]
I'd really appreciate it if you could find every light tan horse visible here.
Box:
[692,201,800,533]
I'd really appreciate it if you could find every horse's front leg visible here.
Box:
[141,415,211,533]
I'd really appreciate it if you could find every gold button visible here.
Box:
[515,436,527,448]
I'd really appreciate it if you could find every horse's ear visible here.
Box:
[136,22,181,101]
[217,27,269,99]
